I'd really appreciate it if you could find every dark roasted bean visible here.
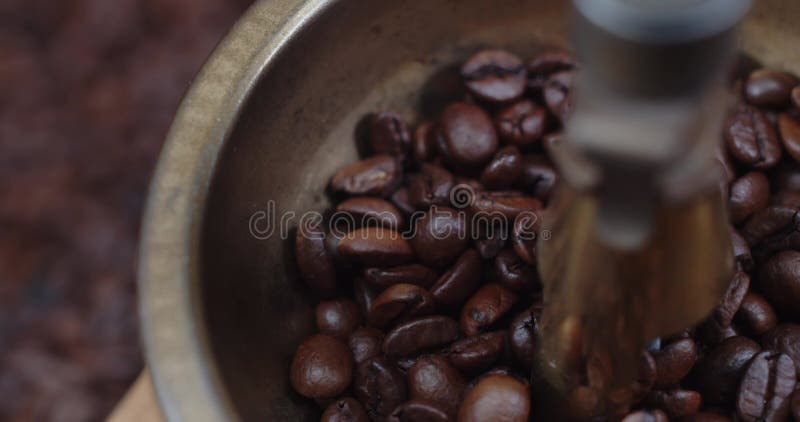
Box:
[382,316,460,358]
[290,334,353,399]
[474,223,507,259]
[460,283,518,336]
[458,374,530,422]
[712,272,750,329]
[741,205,800,253]
[470,190,542,219]
[760,324,800,376]
[363,264,438,290]
[734,292,778,337]
[411,206,469,268]
[367,283,435,328]
[446,331,507,375]
[317,299,361,338]
[692,336,761,405]
[527,50,577,95]
[744,69,799,108]
[461,49,527,103]
[544,70,575,123]
[430,249,482,310]
[331,155,402,196]
[774,160,800,192]
[759,251,800,318]
[724,105,782,169]
[621,409,668,422]
[348,327,384,365]
[407,355,466,417]
[438,102,499,168]
[494,100,548,146]
[480,145,523,189]
[407,163,454,209]
[791,389,800,421]
[729,172,770,224]
[633,351,657,400]
[368,112,410,158]
[354,357,407,420]
[390,187,417,216]
[779,113,800,163]
[494,248,539,292]
[509,304,542,371]
[336,197,404,230]
[321,397,370,422]
[295,219,337,297]
[518,154,558,201]
[678,412,732,422]
[730,229,753,272]
[736,351,797,422]
[645,389,702,418]
[412,121,437,163]
[511,211,542,266]
[387,400,449,422]
[652,338,698,389]
[353,277,378,317]
[338,227,413,267]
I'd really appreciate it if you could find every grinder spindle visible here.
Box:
[536,0,751,417]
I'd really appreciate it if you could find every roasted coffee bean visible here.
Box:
[734,292,778,337]
[544,70,575,123]
[412,121,437,163]
[368,112,410,158]
[458,374,530,422]
[438,102,499,168]
[407,163,454,209]
[470,191,542,219]
[363,264,438,290]
[679,412,733,422]
[652,338,698,389]
[411,206,469,268]
[290,334,353,399]
[791,389,800,421]
[480,145,523,189]
[527,50,577,95]
[494,248,539,292]
[407,355,466,417]
[774,160,800,192]
[730,229,754,272]
[729,172,770,224]
[474,224,507,259]
[295,219,337,297]
[382,316,460,358]
[430,249,482,310]
[621,409,668,422]
[387,400,449,422]
[760,324,800,376]
[331,155,402,196]
[759,251,800,318]
[736,351,797,422]
[692,336,761,405]
[645,389,702,418]
[336,197,404,230]
[317,299,361,339]
[724,106,782,169]
[354,357,407,420]
[633,351,657,399]
[741,205,800,253]
[461,49,527,103]
[353,277,378,317]
[778,113,800,163]
[511,212,542,266]
[744,69,799,108]
[390,187,417,216]
[338,227,413,267]
[348,327,384,365]
[494,100,548,146]
[772,190,800,207]
[446,331,507,375]
[517,154,558,202]
[461,283,518,336]
[367,283,435,328]
[509,304,542,371]
[713,272,750,329]
[699,321,744,347]
[321,397,370,422]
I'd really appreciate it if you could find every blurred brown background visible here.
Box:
[0,0,253,420]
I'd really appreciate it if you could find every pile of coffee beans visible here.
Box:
[290,48,800,421]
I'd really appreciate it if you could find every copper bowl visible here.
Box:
[138,0,800,420]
